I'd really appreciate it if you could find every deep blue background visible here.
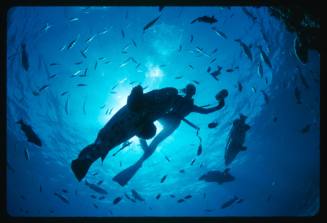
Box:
[6,6,320,216]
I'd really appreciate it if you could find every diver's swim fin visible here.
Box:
[71,158,93,182]
[113,159,143,186]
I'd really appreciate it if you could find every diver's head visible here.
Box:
[182,84,196,98]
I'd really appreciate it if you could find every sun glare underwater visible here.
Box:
[6,6,320,217]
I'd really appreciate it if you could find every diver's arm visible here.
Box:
[192,99,225,114]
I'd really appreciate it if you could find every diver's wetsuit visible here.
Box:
[140,95,225,161]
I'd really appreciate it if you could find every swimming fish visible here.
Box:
[220,195,238,209]
[74,61,83,65]
[164,155,171,162]
[94,61,98,70]
[124,193,136,203]
[65,96,69,115]
[38,84,49,92]
[258,45,272,69]
[54,192,69,204]
[190,34,194,43]
[301,124,311,133]
[235,39,252,61]
[195,47,211,58]
[62,189,68,193]
[98,196,106,200]
[49,63,60,66]
[294,87,302,104]
[209,58,216,64]
[210,65,223,81]
[17,119,42,147]
[24,147,30,160]
[190,159,196,166]
[212,28,227,39]
[192,80,200,85]
[77,83,87,87]
[156,194,161,200]
[21,43,29,71]
[93,203,98,209]
[86,34,96,44]
[131,189,145,202]
[132,40,137,47]
[80,50,87,58]
[61,91,69,96]
[121,29,125,38]
[297,66,309,89]
[113,197,122,205]
[179,169,185,173]
[175,75,183,79]
[191,15,217,24]
[85,180,108,195]
[197,144,202,156]
[207,66,212,73]
[211,48,218,55]
[257,62,264,78]
[177,199,185,203]
[160,175,167,183]
[67,35,80,50]
[208,122,218,128]
[41,23,52,32]
[143,15,161,32]
[170,194,176,198]
[184,195,192,199]
[242,8,257,23]
[261,90,269,104]
[97,180,104,185]
[69,17,79,22]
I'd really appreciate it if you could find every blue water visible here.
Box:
[6,6,320,217]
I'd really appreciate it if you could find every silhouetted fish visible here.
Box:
[207,66,211,73]
[77,83,87,87]
[131,189,145,202]
[54,192,69,204]
[184,195,192,199]
[90,195,97,199]
[197,144,202,156]
[132,39,137,47]
[156,194,161,200]
[301,124,311,133]
[177,199,185,203]
[175,75,183,79]
[93,203,98,209]
[190,34,194,43]
[237,81,243,92]
[85,180,108,195]
[38,84,49,92]
[113,197,122,205]
[97,180,104,185]
[235,39,252,61]
[179,169,185,173]
[24,147,30,160]
[210,65,223,81]
[258,45,272,69]
[242,8,257,23]
[143,15,161,32]
[21,43,29,71]
[190,159,196,166]
[212,28,227,39]
[261,90,269,104]
[121,29,125,38]
[294,87,302,104]
[17,119,42,147]
[65,96,69,115]
[160,175,167,183]
[164,155,170,162]
[94,61,98,70]
[192,80,200,85]
[220,196,238,209]
[67,35,80,50]
[191,15,217,24]
[170,194,176,198]
[208,122,218,128]
[257,62,264,78]
[80,50,87,58]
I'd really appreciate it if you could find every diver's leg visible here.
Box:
[140,123,178,161]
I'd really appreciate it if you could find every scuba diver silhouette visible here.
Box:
[113,84,228,186]
[71,84,228,182]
